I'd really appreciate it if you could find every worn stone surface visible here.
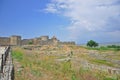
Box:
[10,35,21,46]
[0,46,14,80]
[0,37,10,45]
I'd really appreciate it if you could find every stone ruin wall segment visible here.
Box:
[0,35,76,46]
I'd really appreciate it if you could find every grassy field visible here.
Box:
[12,45,120,80]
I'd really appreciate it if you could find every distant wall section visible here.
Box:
[21,39,33,45]
[0,37,10,45]
[0,35,75,46]
[59,42,75,45]
[10,35,21,46]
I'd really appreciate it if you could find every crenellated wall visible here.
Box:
[0,37,10,45]
[0,35,75,46]
[0,36,21,46]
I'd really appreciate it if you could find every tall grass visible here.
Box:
[11,47,120,80]
[12,48,23,61]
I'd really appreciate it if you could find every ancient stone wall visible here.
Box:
[0,37,10,45]
[10,36,21,46]
[40,36,49,41]
[33,37,43,45]
[73,58,120,75]
[33,38,38,45]
[0,35,75,46]
[0,46,14,80]
[59,41,75,45]
[21,39,33,45]
[39,39,57,45]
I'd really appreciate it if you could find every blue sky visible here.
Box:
[0,0,120,44]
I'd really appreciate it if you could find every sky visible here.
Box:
[0,0,120,44]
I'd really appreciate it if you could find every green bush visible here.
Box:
[87,40,98,47]
[86,45,120,51]
[107,45,120,48]
[107,45,120,51]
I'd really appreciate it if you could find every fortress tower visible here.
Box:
[40,36,49,41]
[10,35,21,46]
[51,36,59,45]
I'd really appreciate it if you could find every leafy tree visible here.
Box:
[87,40,98,47]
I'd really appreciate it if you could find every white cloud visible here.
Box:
[44,4,58,13]
[45,0,120,42]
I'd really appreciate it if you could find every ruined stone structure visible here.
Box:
[0,46,14,80]
[59,41,75,45]
[0,35,21,46]
[0,35,75,46]
[0,37,10,45]
[10,35,21,46]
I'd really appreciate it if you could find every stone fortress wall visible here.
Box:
[0,35,75,46]
[10,35,21,46]
[0,37,10,45]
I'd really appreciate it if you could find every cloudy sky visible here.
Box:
[0,0,120,44]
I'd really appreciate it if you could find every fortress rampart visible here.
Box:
[0,35,75,46]
[0,37,10,45]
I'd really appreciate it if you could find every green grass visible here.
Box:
[31,69,42,77]
[12,49,23,61]
[91,59,113,66]
[71,74,77,80]
[104,76,119,80]
[61,61,72,74]
[85,46,120,51]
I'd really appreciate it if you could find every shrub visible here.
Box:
[87,40,98,47]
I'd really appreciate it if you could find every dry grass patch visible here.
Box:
[12,46,120,80]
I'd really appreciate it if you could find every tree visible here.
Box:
[87,40,98,47]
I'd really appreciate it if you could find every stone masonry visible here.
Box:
[0,46,14,80]
[0,35,75,46]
